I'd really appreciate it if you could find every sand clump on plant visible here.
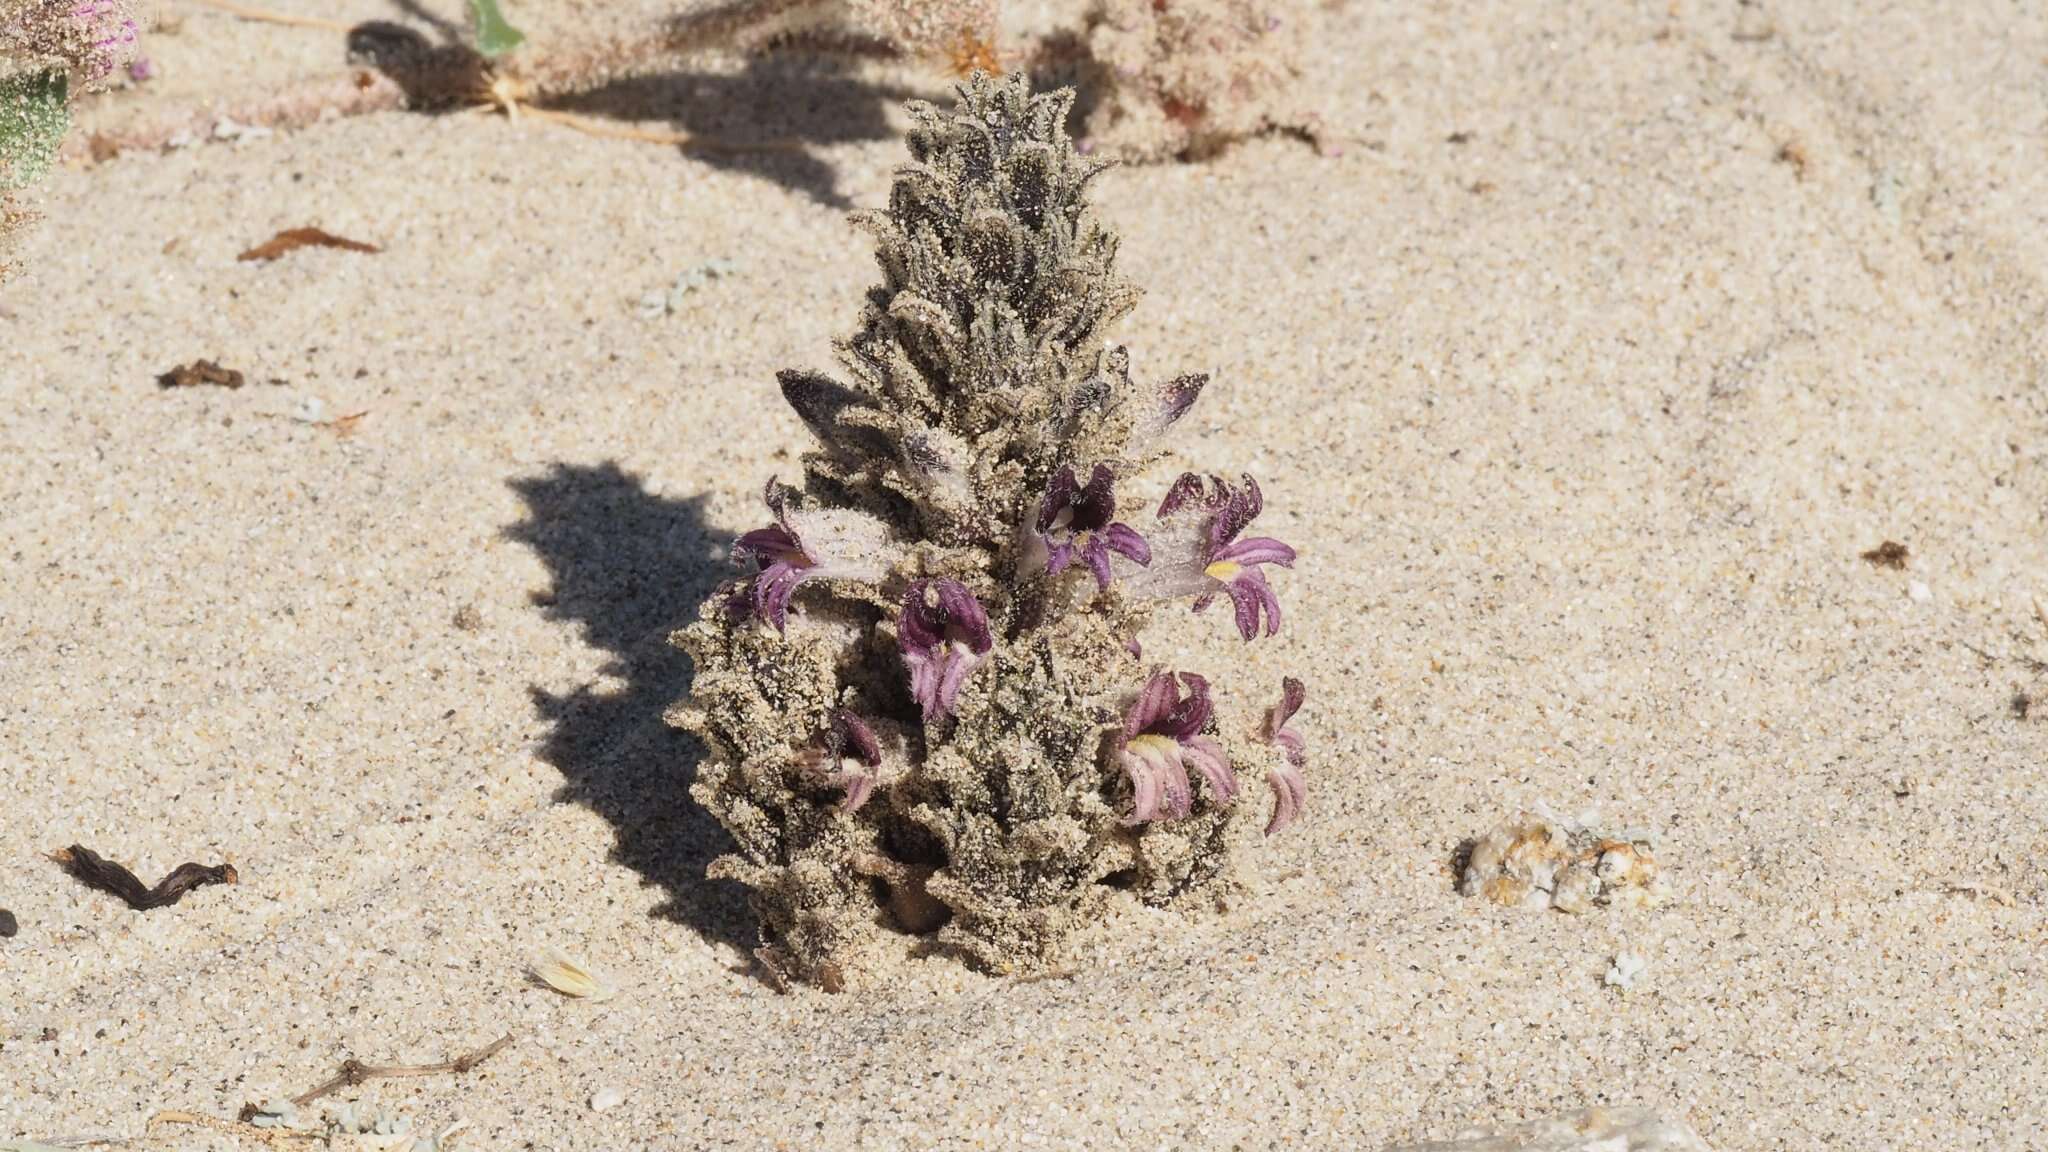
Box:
[671,72,1307,987]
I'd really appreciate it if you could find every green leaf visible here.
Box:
[0,70,70,191]
[467,0,526,58]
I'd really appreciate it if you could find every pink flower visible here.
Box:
[1260,677,1307,835]
[898,579,992,722]
[1027,463,1150,592]
[1117,672,1236,824]
[800,710,884,812]
[1139,473,1296,641]
[728,480,892,632]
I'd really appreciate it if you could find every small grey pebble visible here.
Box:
[0,908,17,937]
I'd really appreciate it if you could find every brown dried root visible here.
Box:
[50,844,238,911]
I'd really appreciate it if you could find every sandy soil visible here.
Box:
[3,1,2046,1148]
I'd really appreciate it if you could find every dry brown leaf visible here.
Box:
[238,227,381,262]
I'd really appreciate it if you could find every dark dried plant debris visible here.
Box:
[0,907,17,937]
[237,227,382,263]
[159,359,246,389]
[1861,540,1909,569]
[51,844,238,911]
[2012,691,2032,720]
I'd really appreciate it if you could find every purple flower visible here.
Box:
[1117,672,1237,824]
[729,480,893,632]
[1145,473,1296,641]
[1028,464,1151,591]
[12,0,142,84]
[74,0,137,82]
[800,709,883,812]
[730,483,816,632]
[899,579,992,722]
[1260,677,1306,836]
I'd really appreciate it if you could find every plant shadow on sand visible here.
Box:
[539,55,920,209]
[346,6,919,208]
[505,462,754,956]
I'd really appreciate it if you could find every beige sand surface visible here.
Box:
[4,1,2046,1148]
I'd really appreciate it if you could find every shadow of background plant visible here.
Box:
[505,462,752,952]
[346,0,917,208]
[539,54,916,208]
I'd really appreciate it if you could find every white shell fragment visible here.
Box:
[1461,810,1670,913]
[530,947,617,1001]
[589,1086,626,1113]
[1384,1107,1713,1151]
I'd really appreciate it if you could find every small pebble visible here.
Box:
[0,907,17,937]
[589,1086,626,1113]
[1908,580,1932,602]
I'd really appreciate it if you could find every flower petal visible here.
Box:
[832,709,882,767]
[1224,576,1263,641]
[1125,672,1179,739]
[1077,463,1117,526]
[933,647,976,719]
[1265,761,1307,836]
[1210,474,1264,550]
[1123,750,1162,823]
[1182,735,1237,804]
[1157,472,1211,519]
[1083,539,1114,591]
[1212,536,1295,568]
[1101,522,1152,566]
[898,579,944,652]
[1037,465,1078,533]
[1161,672,1211,738]
[1044,539,1075,576]
[838,770,877,812]
[933,580,993,654]
[1150,373,1208,435]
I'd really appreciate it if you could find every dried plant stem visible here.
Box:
[289,1033,516,1107]
[183,0,355,33]
[148,1111,320,1147]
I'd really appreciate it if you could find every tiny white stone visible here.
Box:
[1605,951,1648,991]
[589,1086,626,1113]
[1908,580,1931,602]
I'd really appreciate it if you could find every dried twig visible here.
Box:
[50,845,238,911]
[289,1034,516,1107]
[184,0,354,33]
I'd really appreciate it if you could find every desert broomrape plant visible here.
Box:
[673,72,1307,987]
